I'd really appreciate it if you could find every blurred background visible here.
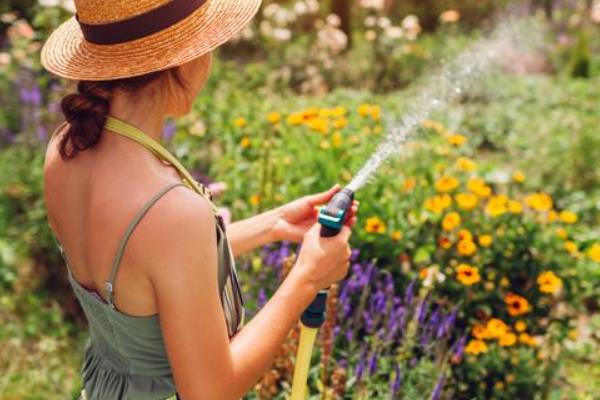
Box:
[0,0,599,399]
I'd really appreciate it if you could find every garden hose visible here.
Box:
[290,188,354,400]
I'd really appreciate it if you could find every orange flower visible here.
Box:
[485,195,508,217]
[513,171,525,183]
[564,241,579,256]
[518,333,538,346]
[365,217,386,234]
[391,230,403,241]
[424,194,452,214]
[537,271,562,294]
[234,117,247,128]
[478,234,493,247]
[266,112,282,124]
[514,321,527,332]
[457,229,473,242]
[403,177,416,192]
[250,194,261,206]
[499,332,517,347]
[486,318,509,338]
[524,193,553,212]
[457,240,477,256]
[456,264,480,285]
[467,177,491,198]
[438,236,452,249]
[442,212,461,231]
[455,193,478,210]
[435,176,460,193]
[508,200,523,214]
[472,324,490,340]
[240,136,251,148]
[465,339,488,355]
[455,157,477,172]
[505,293,531,316]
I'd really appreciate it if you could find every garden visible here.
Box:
[1,0,599,399]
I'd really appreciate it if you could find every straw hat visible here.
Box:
[41,0,262,81]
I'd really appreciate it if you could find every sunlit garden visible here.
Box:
[1,1,599,399]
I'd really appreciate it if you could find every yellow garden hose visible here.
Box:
[290,324,319,400]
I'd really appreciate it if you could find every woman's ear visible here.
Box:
[164,54,212,117]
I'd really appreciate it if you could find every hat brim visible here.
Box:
[41,0,261,81]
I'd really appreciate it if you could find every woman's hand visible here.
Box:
[271,184,359,243]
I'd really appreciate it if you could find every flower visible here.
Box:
[447,133,467,146]
[519,333,538,346]
[457,240,477,256]
[455,193,478,210]
[455,157,477,172]
[424,194,452,214]
[391,231,403,241]
[456,264,480,285]
[486,318,509,338]
[478,235,493,247]
[537,271,562,294]
[472,324,490,340]
[588,244,600,262]
[457,229,473,242]
[357,103,372,117]
[467,177,491,198]
[505,293,531,316]
[403,177,416,192]
[369,105,381,120]
[465,339,488,355]
[234,117,247,128]
[266,112,282,124]
[564,241,579,256]
[499,332,517,347]
[514,321,527,332]
[250,194,261,206]
[508,200,523,214]
[559,210,578,224]
[240,136,251,148]
[513,171,525,183]
[435,176,460,193]
[307,117,329,134]
[332,131,343,148]
[524,193,553,212]
[438,236,452,249]
[365,217,386,234]
[442,212,461,231]
[485,195,508,217]
[287,112,304,125]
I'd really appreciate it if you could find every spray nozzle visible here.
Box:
[318,187,355,237]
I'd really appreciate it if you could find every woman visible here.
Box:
[40,1,358,399]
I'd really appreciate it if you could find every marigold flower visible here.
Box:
[435,176,460,193]
[424,194,452,214]
[455,193,478,210]
[250,194,261,206]
[455,157,477,172]
[266,112,282,124]
[467,177,491,198]
[513,171,525,183]
[515,321,527,332]
[564,241,579,256]
[537,271,562,294]
[421,119,446,134]
[547,210,558,222]
[240,136,251,148]
[465,339,488,355]
[365,216,386,234]
[518,333,537,346]
[508,200,523,214]
[559,210,578,224]
[472,324,490,340]
[485,196,508,217]
[287,112,304,125]
[524,193,553,212]
[457,240,477,256]
[331,106,347,118]
[447,133,467,146]
[499,332,517,347]
[333,117,348,129]
[486,318,508,338]
[555,227,568,239]
[457,229,472,242]
[456,264,480,285]
[307,117,330,134]
[391,230,403,241]
[370,105,382,120]
[442,212,461,231]
[332,131,343,148]
[478,235,493,247]
[588,243,600,263]
[357,103,372,117]
[438,236,452,249]
[504,293,531,316]
[234,117,247,128]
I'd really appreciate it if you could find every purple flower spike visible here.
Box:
[162,121,176,142]
[391,364,402,396]
[404,279,416,306]
[368,350,378,376]
[431,372,447,400]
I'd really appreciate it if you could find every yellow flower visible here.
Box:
[518,333,538,346]
[403,178,416,192]
[588,243,600,263]
[457,240,477,256]
[537,271,562,294]
[515,321,527,332]
[467,177,491,198]
[438,236,452,249]
[479,235,493,247]
[287,112,304,125]
[421,119,446,135]
[486,318,509,338]
[485,195,508,217]
[240,136,251,148]
[250,194,261,206]
[370,105,381,120]
[435,176,460,193]
[234,117,247,128]
[555,227,568,239]
[508,200,523,214]
[547,210,558,222]
[447,133,467,146]
[266,112,282,124]
[457,229,473,242]
[332,131,343,148]
[472,324,490,340]
[465,339,488,355]
[524,193,553,212]
[505,293,531,316]
[456,264,480,285]
[333,117,348,129]
[307,117,329,134]
[559,210,578,224]
[391,230,403,241]
[424,194,452,214]
[455,157,477,172]
[564,241,579,256]
[500,277,510,287]
[442,212,461,231]
[318,108,333,118]
[319,140,330,150]
[513,171,525,183]
[499,332,517,347]
[365,216,386,234]
[455,193,478,210]
[357,103,372,117]
[331,106,347,118]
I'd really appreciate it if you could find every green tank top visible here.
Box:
[50,116,245,400]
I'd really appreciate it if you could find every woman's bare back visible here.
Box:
[44,122,184,317]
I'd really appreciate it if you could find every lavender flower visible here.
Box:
[391,364,402,396]
[368,350,378,376]
[430,372,447,400]
[162,120,176,142]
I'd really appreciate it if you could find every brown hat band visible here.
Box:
[77,0,208,45]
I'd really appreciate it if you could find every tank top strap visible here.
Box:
[104,116,219,214]
[105,181,185,309]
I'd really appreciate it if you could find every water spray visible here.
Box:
[290,19,540,398]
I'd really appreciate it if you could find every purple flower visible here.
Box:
[404,279,415,306]
[162,120,176,142]
[437,308,457,339]
[37,126,48,142]
[355,346,368,381]
[391,364,402,396]
[30,85,42,107]
[417,296,429,326]
[368,350,378,376]
[430,372,447,400]
[257,288,267,307]
[350,248,360,262]
[452,335,467,360]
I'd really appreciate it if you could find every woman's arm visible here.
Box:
[144,187,352,400]
[226,208,281,257]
